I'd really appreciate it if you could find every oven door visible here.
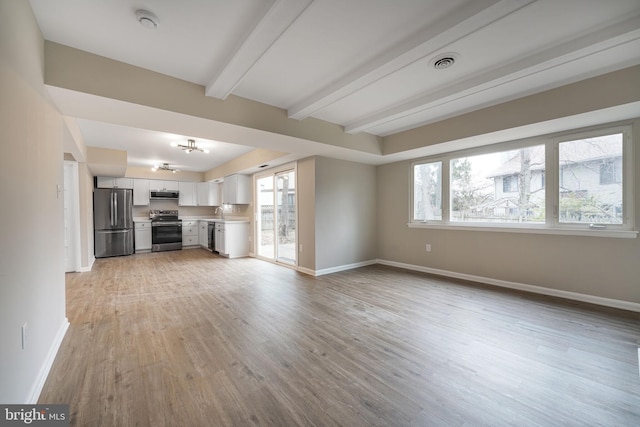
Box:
[151,221,182,251]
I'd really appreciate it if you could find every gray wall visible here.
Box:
[376,119,640,304]
[314,157,377,271]
[297,157,317,271]
[0,0,67,402]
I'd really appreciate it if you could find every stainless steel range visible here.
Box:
[150,210,182,252]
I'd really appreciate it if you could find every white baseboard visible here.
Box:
[298,260,377,277]
[377,259,640,312]
[25,318,69,404]
[297,266,316,276]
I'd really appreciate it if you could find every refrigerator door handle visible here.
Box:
[113,192,118,226]
[110,192,115,227]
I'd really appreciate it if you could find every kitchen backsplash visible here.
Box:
[133,201,250,219]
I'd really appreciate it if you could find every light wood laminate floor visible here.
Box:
[40,249,640,426]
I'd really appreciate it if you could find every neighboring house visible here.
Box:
[558,143,623,223]
[483,146,546,221]
[483,138,623,223]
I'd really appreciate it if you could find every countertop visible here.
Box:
[133,216,250,223]
[189,217,250,224]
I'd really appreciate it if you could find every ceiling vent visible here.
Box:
[429,53,458,70]
[136,10,159,30]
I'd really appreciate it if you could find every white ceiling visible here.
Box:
[29,0,640,172]
[75,119,255,173]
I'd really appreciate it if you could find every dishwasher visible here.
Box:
[208,222,215,252]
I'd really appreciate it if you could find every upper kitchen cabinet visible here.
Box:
[178,181,197,206]
[223,174,250,205]
[133,179,150,206]
[149,180,179,192]
[96,177,133,189]
[196,182,220,206]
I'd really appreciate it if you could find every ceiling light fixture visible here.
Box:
[151,163,178,173]
[172,139,209,154]
[135,10,159,30]
[429,52,459,70]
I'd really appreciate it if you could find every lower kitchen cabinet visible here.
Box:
[198,221,210,249]
[134,221,151,252]
[215,222,249,258]
[182,220,199,247]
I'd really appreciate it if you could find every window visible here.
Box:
[599,159,622,185]
[412,161,442,221]
[558,133,624,225]
[410,124,634,235]
[450,145,545,224]
[502,175,518,193]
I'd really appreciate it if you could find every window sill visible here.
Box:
[407,222,638,238]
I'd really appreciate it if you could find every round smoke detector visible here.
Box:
[136,10,159,30]
[429,53,459,70]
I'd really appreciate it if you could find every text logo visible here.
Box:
[0,405,69,427]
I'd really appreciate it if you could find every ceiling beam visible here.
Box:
[205,0,314,100]
[286,0,535,121]
[344,14,640,135]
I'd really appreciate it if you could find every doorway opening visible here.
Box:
[256,168,296,265]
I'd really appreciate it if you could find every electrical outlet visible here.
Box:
[299,244,303,253]
[21,323,27,350]
[425,244,432,252]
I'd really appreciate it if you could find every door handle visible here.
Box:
[110,192,116,227]
[113,192,118,225]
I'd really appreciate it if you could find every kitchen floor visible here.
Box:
[40,250,640,426]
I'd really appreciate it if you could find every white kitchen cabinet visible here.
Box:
[222,174,250,205]
[196,182,220,206]
[134,221,152,252]
[215,221,249,258]
[133,179,150,206]
[97,177,134,189]
[182,220,199,247]
[178,181,197,206]
[198,221,210,249]
[149,180,179,191]
[214,223,225,255]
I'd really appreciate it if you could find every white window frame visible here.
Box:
[552,125,633,233]
[411,159,444,222]
[409,123,636,238]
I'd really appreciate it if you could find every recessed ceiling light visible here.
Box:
[429,53,459,70]
[136,10,159,30]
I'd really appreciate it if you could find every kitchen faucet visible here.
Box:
[215,206,225,220]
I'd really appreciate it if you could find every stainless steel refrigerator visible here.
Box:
[94,188,134,258]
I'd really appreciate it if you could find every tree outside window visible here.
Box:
[413,161,441,221]
[451,145,545,223]
[559,134,623,224]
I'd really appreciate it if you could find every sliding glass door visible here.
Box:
[256,169,296,265]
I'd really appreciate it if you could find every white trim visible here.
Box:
[377,259,640,312]
[63,161,82,272]
[77,256,95,273]
[407,222,638,238]
[299,260,377,277]
[25,318,69,404]
[297,266,316,276]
